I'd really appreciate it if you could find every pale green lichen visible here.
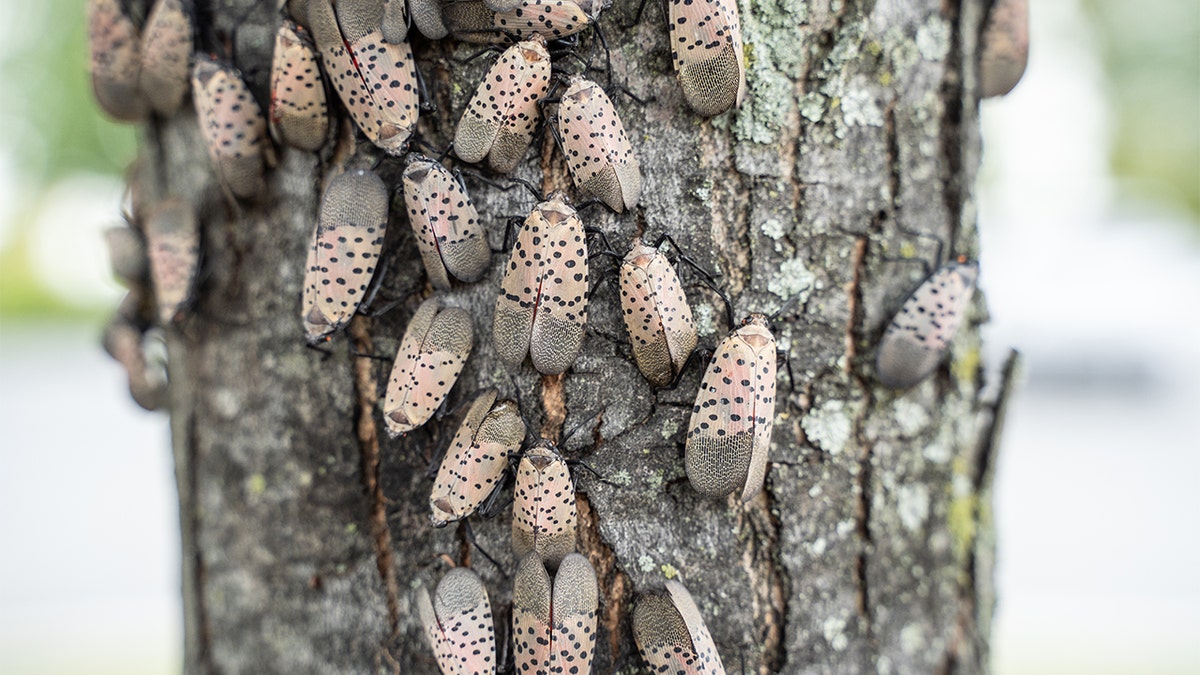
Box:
[801,399,853,455]
[345,523,358,534]
[892,397,931,436]
[661,563,679,579]
[822,615,848,651]
[638,555,655,572]
[646,470,663,490]
[609,470,633,487]
[693,303,717,337]
[916,15,952,62]
[660,417,680,440]
[768,257,816,301]
[761,217,785,240]
[798,93,826,122]
[840,84,884,127]
[897,483,930,532]
[247,473,266,497]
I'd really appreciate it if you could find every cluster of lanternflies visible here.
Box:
[91,0,980,671]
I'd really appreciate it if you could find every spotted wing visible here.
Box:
[665,580,726,674]
[430,389,498,526]
[632,591,704,674]
[876,261,978,389]
[270,21,329,151]
[88,0,145,121]
[528,202,587,375]
[556,77,640,212]
[493,207,544,369]
[143,198,198,325]
[684,329,758,498]
[191,60,272,199]
[512,552,553,673]
[620,256,674,387]
[667,0,745,116]
[139,0,192,115]
[432,568,497,674]
[306,170,389,338]
[550,553,598,673]
[386,304,474,436]
[647,252,698,379]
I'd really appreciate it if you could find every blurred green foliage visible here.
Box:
[0,0,138,183]
[0,0,137,320]
[1081,0,1200,220]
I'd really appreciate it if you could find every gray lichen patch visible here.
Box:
[801,399,855,455]
[767,257,816,301]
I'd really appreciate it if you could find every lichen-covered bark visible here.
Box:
[145,0,1013,672]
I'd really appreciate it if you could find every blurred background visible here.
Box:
[0,0,1196,672]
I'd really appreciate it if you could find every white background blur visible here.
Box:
[0,0,1197,672]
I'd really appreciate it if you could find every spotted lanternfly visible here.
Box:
[383,297,475,437]
[685,313,776,501]
[619,236,698,388]
[633,579,727,674]
[270,20,330,151]
[308,0,412,155]
[875,259,978,389]
[668,0,746,117]
[87,0,146,122]
[402,154,491,290]
[430,389,526,527]
[139,0,193,115]
[142,198,199,325]
[191,58,275,200]
[381,0,407,42]
[493,192,588,375]
[409,0,450,39]
[512,551,598,673]
[555,74,641,212]
[980,0,1028,98]
[301,168,389,344]
[444,0,591,45]
[453,36,552,174]
[512,440,577,569]
[417,567,498,675]
[337,0,421,144]
[482,0,524,11]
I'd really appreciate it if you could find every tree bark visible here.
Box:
[137,0,1016,672]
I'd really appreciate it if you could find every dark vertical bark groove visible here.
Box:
[140,0,1006,672]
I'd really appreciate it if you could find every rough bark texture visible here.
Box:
[137,0,1017,672]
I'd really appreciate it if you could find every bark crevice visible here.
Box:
[349,316,401,635]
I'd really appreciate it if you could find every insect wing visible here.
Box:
[302,169,389,343]
[309,0,408,154]
[668,0,745,117]
[633,592,704,674]
[143,198,199,325]
[620,240,697,387]
[381,0,408,42]
[139,0,193,115]
[270,20,330,151]
[550,553,599,673]
[430,568,498,674]
[384,300,475,436]
[493,205,543,369]
[418,584,464,674]
[556,76,641,212]
[191,59,274,199]
[665,580,725,674]
[512,442,577,569]
[431,389,498,526]
[454,38,552,173]
[527,195,587,375]
[512,552,553,673]
[88,0,146,121]
[410,0,450,39]
[446,0,590,45]
[875,261,978,389]
[402,156,490,289]
[685,317,775,500]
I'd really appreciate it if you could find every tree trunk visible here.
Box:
[138,0,1016,672]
